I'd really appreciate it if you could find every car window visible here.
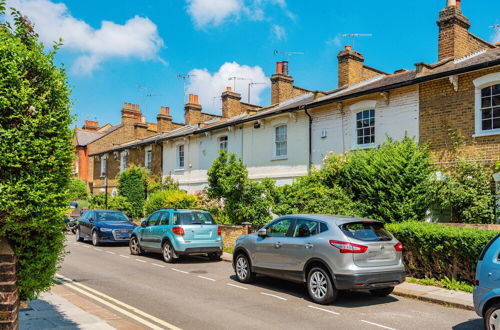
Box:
[147,212,160,226]
[158,212,170,226]
[479,234,500,261]
[87,211,94,221]
[266,219,293,237]
[292,219,318,237]
[340,222,392,242]
[95,211,128,222]
[319,222,328,233]
[172,212,215,225]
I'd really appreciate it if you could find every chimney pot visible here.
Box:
[456,0,461,9]
[345,45,352,51]
[194,95,199,104]
[276,61,283,74]
[189,94,194,103]
[165,106,170,115]
[226,86,232,91]
[282,61,289,75]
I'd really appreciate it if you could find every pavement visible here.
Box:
[44,237,484,330]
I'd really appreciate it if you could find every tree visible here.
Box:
[144,190,199,215]
[0,3,73,299]
[207,150,247,200]
[67,177,89,201]
[88,193,134,218]
[117,165,148,219]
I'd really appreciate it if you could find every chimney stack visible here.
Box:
[157,106,175,132]
[184,94,203,125]
[222,87,243,118]
[271,61,294,104]
[121,102,141,126]
[337,45,365,88]
[437,0,471,60]
[82,120,99,131]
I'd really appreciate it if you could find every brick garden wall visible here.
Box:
[220,225,250,251]
[0,238,19,330]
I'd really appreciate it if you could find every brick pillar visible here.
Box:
[0,238,19,330]
[241,222,252,235]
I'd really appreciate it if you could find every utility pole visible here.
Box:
[247,82,266,103]
[341,33,373,49]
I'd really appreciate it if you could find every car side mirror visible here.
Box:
[141,221,147,228]
[257,228,267,238]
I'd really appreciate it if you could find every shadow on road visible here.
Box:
[452,318,483,329]
[227,274,400,308]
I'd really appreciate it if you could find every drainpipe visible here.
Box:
[159,141,164,181]
[302,106,312,174]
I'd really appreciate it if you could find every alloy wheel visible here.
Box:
[310,270,328,299]
[75,228,80,241]
[92,231,98,246]
[130,237,140,254]
[163,242,173,262]
[236,256,248,280]
[489,309,500,330]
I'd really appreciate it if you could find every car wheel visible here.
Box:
[129,236,143,255]
[370,287,394,297]
[91,230,100,246]
[485,303,500,330]
[162,241,174,263]
[307,267,337,305]
[235,253,255,283]
[208,252,221,261]
[75,227,84,242]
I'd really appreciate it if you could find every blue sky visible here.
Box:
[6,0,500,127]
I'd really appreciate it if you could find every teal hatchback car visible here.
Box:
[129,209,223,262]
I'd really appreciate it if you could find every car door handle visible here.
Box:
[305,243,314,249]
[275,243,282,248]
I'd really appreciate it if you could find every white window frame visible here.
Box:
[218,136,228,151]
[176,144,185,170]
[100,155,108,177]
[74,152,79,174]
[350,100,377,149]
[473,72,500,137]
[120,151,127,172]
[273,124,288,159]
[145,146,152,170]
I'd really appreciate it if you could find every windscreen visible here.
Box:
[173,212,215,225]
[340,222,392,242]
[95,211,129,222]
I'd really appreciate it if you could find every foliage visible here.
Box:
[146,174,179,195]
[386,222,497,284]
[117,165,148,219]
[207,150,247,201]
[88,193,134,217]
[225,180,273,226]
[144,190,199,215]
[67,177,88,201]
[0,4,73,299]
[406,277,473,293]
[273,174,359,216]
[193,190,230,224]
[434,160,495,224]
[321,137,434,223]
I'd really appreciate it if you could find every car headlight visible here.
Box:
[100,228,113,232]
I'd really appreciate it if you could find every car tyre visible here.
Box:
[484,302,500,330]
[75,227,84,242]
[307,267,337,305]
[129,236,143,255]
[370,287,394,297]
[208,252,222,261]
[235,253,255,283]
[162,241,175,263]
[91,230,101,246]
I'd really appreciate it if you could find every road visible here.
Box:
[59,237,482,330]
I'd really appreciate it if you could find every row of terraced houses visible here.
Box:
[73,1,500,198]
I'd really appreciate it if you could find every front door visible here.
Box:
[253,218,294,271]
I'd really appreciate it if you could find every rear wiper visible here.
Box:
[191,221,202,224]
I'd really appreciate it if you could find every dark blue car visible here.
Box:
[76,210,135,246]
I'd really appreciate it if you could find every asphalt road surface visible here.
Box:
[59,237,483,330]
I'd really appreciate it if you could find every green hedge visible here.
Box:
[386,222,497,284]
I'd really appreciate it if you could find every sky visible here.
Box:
[4,0,500,127]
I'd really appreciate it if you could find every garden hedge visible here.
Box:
[386,222,498,284]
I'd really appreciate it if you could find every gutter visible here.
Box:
[90,58,500,157]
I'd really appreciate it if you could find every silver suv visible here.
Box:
[232,215,405,304]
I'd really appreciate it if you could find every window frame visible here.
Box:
[176,144,185,170]
[145,147,152,170]
[349,100,377,150]
[120,151,127,172]
[473,73,500,137]
[354,109,376,148]
[100,155,108,177]
[273,124,288,159]
[218,136,228,151]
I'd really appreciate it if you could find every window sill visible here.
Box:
[271,156,288,161]
[472,131,500,138]
[174,168,185,172]
[351,143,375,150]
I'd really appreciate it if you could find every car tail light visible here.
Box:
[474,279,479,286]
[172,226,184,236]
[394,242,403,252]
[217,226,221,236]
[329,240,368,253]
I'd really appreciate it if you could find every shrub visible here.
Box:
[67,177,88,201]
[88,193,134,218]
[146,174,179,195]
[144,190,199,215]
[322,137,433,223]
[207,150,247,200]
[193,190,230,224]
[434,159,495,224]
[225,180,273,226]
[117,165,148,218]
[0,5,73,299]
[386,222,497,284]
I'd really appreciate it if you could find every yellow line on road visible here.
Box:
[56,273,182,330]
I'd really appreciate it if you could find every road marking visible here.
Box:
[197,275,216,282]
[106,251,115,255]
[226,283,248,290]
[307,305,340,315]
[55,274,182,330]
[152,263,165,268]
[119,255,130,259]
[260,292,287,301]
[361,320,396,330]
[82,246,90,248]
[95,248,102,251]
[171,268,189,274]
[135,259,147,263]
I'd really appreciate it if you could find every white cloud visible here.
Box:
[326,34,342,48]
[272,24,286,41]
[7,0,164,75]
[187,62,270,113]
[185,0,292,28]
[493,28,500,44]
